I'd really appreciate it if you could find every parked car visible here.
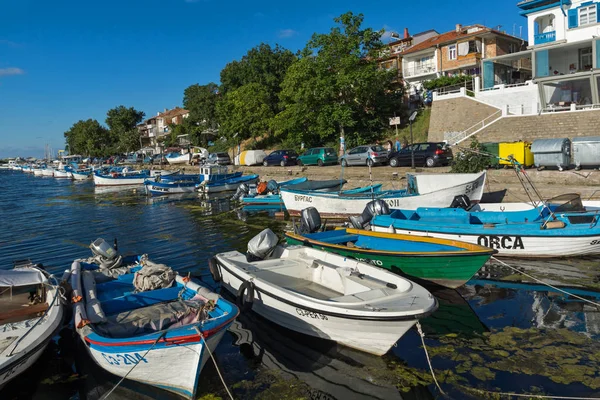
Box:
[387,142,453,168]
[339,145,388,167]
[262,149,298,166]
[297,147,338,167]
[207,152,231,165]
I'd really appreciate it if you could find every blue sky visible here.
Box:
[0,0,526,158]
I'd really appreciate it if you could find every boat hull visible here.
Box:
[72,171,92,180]
[93,174,147,186]
[203,175,259,193]
[218,267,416,355]
[371,225,600,257]
[145,181,197,195]
[41,169,54,177]
[53,170,72,179]
[82,331,226,399]
[285,232,492,289]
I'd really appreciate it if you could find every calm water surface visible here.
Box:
[1,170,600,400]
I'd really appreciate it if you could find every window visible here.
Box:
[468,40,478,54]
[579,5,597,26]
[580,47,593,70]
[448,44,457,60]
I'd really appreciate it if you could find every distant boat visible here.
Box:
[200,174,259,193]
[93,168,178,186]
[165,147,209,165]
[0,263,64,390]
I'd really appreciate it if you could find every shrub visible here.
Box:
[450,137,490,173]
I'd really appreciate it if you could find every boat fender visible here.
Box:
[208,257,222,283]
[237,281,255,312]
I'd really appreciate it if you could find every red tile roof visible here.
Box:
[402,25,524,55]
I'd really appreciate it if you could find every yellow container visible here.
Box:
[499,141,534,167]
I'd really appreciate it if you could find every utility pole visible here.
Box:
[409,111,418,169]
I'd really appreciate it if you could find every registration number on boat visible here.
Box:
[356,257,383,266]
[296,308,328,320]
[294,195,313,203]
[101,352,148,366]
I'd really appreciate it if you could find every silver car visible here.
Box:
[339,145,388,166]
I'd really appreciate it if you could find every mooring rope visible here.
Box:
[490,256,600,309]
[194,326,234,400]
[457,385,600,400]
[415,321,446,396]
[100,332,166,400]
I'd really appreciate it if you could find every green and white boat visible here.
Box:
[285,228,495,289]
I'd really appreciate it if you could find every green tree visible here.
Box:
[216,83,274,142]
[63,119,110,157]
[105,105,145,153]
[220,43,296,115]
[183,83,220,130]
[274,12,403,149]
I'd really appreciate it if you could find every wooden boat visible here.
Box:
[371,195,600,257]
[71,169,93,180]
[0,264,64,390]
[53,169,73,179]
[201,174,259,193]
[165,147,209,165]
[41,167,55,177]
[93,168,178,186]
[144,166,242,196]
[285,228,495,288]
[280,171,487,217]
[213,230,437,356]
[71,239,238,399]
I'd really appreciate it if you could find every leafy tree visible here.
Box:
[63,119,110,157]
[450,137,490,173]
[216,83,274,142]
[183,83,220,130]
[105,105,145,153]
[274,12,403,150]
[220,43,296,114]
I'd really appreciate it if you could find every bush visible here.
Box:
[450,137,490,173]
[423,75,472,91]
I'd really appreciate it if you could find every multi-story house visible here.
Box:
[479,0,600,113]
[402,24,527,96]
[138,107,189,151]
[378,28,438,82]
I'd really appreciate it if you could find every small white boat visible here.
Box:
[213,229,437,356]
[41,167,54,177]
[32,168,44,176]
[0,264,64,390]
[280,171,487,217]
[166,147,209,165]
[71,170,92,180]
[53,169,73,179]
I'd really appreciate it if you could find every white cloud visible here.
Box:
[278,29,298,38]
[0,68,24,77]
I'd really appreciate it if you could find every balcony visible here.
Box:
[404,64,436,78]
[534,31,556,45]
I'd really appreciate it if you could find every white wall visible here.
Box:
[477,82,540,113]
[527,1,600,45]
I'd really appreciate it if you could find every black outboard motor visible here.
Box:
[266,179,279,194]
[246,228,279,262]
[299,207,322,234]
[450,194,471,210]
[348,200,391,230]
[231,183,250,201]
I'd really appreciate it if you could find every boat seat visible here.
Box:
[0,302,48,324]
[331,289,388,303]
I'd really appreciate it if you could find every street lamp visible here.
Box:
[409,111,418,169]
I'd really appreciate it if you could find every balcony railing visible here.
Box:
[404,64,436,77]
[534,31,555,45]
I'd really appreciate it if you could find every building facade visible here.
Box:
[137,107,189,151]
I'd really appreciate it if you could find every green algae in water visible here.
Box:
[231,369,311,399]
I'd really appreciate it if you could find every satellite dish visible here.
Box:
[409,111,418,122]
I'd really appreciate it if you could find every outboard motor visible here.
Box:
[231,182,250,201]
[299,207,322,234]
[90,238,122,269]
[450,194,471,210]
[247,228,279,262]
[266,179,279,194]
[348,200,391,230]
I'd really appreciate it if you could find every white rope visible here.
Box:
[194,326,234,400]
[415,321,446,396]
[491,256,600,309]
[100,332,166,400]
[458,385,600,400]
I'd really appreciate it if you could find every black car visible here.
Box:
[388,142,453,168]
[262,149,298,166]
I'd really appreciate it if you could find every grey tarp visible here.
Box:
[0,268,45,287]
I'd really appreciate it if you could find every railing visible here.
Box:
[444,109,503,145]
[534,31,556,45]
[433,78,476,96]
[404,64,436,77]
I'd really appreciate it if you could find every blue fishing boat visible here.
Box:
[370,194,600,258]
[200,174,259,193]
[144,165,242,196]
[239,177,308,206]
[71,239,238,399]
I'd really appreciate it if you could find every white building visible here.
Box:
[479,0,600,113]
